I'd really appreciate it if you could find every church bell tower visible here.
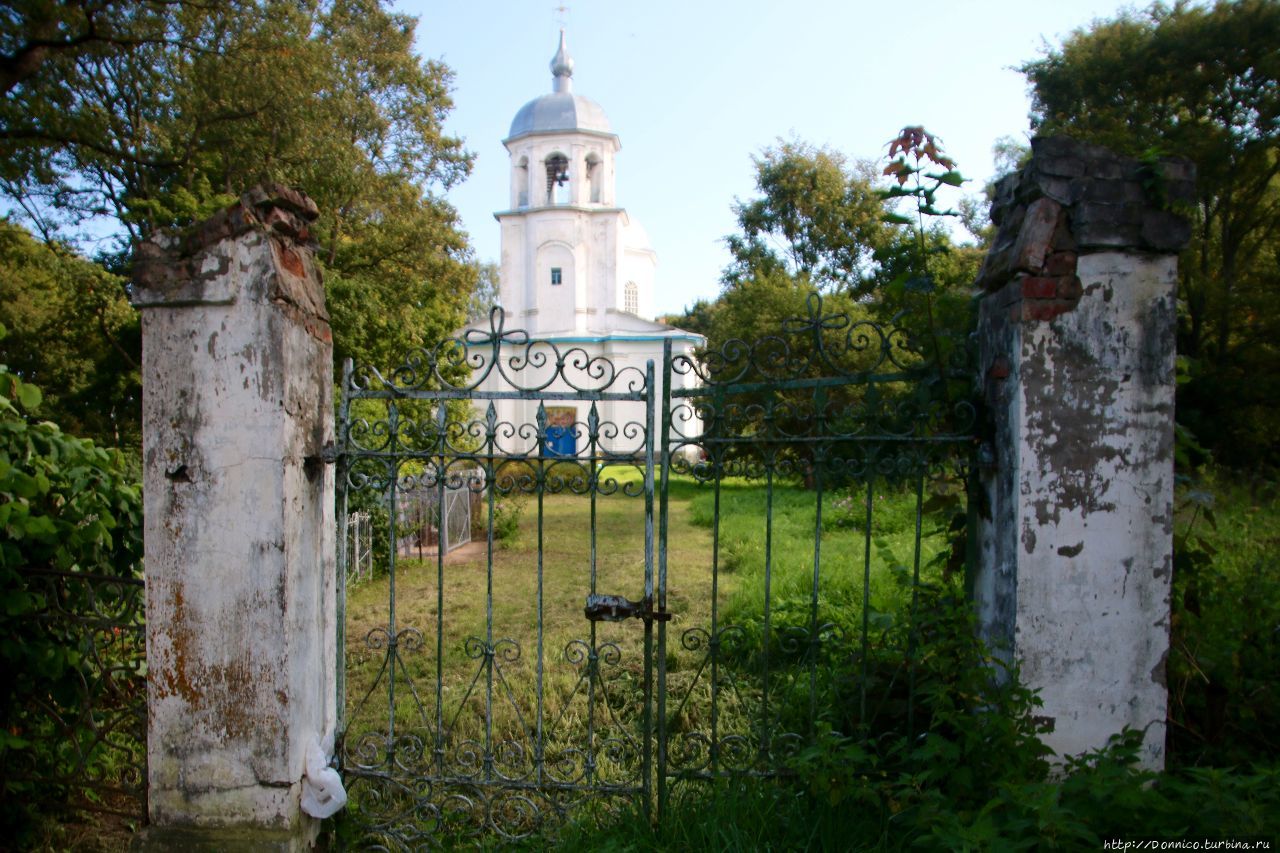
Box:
[496,31,657,334]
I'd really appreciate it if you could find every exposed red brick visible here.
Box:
[1020,300,1077,322]
[261,206,307,240]
[1057,275,1084,301]
[277,245,305,277]
[241,183,319,222]
[1020,276,1060,300]
[1044,251,1078,277]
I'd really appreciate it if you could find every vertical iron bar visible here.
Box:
[536,403,547,785]
[760,462,774,764]
[336,358,353,736]
[860,474,874,727]
[484,403,497,782]
[710,385,725,772]
[642,360,656,816]
[386,402,400,751]
[907,469,925,739]
[656,340,673,824]
[807,388,826,734]
[434,401,448,775]
[586,404,598,787]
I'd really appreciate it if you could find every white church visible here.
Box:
[467,31,703,457]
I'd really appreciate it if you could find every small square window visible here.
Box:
[551,267,562,285]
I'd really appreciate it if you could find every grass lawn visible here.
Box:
[340,469,960,795]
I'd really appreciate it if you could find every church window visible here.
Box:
[624,281,638,314]
[545,153,570,204]
[551,267,562,285]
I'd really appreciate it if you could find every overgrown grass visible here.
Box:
[340,467,1280,848]
[688,477,955,639]
[552,749,1280,852]
[550,470,1280,850]
[342,467,720,792]
[1169,471,1280,767]
[339,469,963,842]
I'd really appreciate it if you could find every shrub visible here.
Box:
[491,494,526,547]
[0,323,144,841]
[1168,474,1280,768]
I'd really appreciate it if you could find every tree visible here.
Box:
[2,0,478,385]
[718,134,979,358]
[0,0,225,95]
[688,133,981,480]
[659,297,717,338]
[723,140,894,295]
[467,261,500,322]
[1021,0,1280,466]
[0,222,139,448]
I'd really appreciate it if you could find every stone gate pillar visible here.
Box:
[973,137,1193,769]
[133,186,337,847]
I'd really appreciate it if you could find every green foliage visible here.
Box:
[557,755,1280,851]
[904,735,1280,851]
[723,140,893,294]
[467,261,501,323]
[0,221,140,447]
[490,494,526,548]
[874,127,981,373]
[553,467,1280,850]
[695,132,980,472]
[718,134,981,321]
[552,564,1280,851]
[1168,474,1280,768]
[345,486,393,582]
[1021,0,1280,468]
[557,634,1279,852]
[0,323,143,839]
[3,0,479,396]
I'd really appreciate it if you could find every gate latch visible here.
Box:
[584,593,671,623]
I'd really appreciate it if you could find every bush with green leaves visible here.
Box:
[554,585,1279,851]
[1168,475,1280,768]
[551,469,1280,849]
[0,322,144,839]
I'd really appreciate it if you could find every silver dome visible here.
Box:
[506,30,613,140]
[508,92,612,140]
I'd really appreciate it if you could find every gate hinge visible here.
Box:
[976,440,996,470]
[584,593,671,624]
[319,442,340,465]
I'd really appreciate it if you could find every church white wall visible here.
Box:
[535,240,577,334]
[620,247,657,320]
[501,207,650,336]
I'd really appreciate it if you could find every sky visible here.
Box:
[402,0,1136,317]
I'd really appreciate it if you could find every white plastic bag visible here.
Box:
[300,734,347,819]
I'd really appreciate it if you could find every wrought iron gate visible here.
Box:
[334,295,975,846]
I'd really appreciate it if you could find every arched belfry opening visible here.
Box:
[546,153,570,205]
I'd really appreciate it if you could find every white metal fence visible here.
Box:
[395,473,477,559]
[345,510,374,583]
